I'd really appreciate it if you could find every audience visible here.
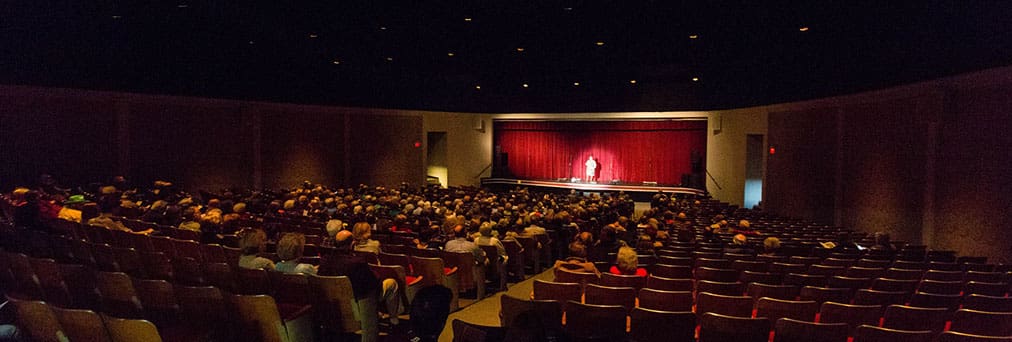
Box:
[352,221,382,254]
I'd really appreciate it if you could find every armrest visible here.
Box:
[407,275,424,286]
[443,267,459,276]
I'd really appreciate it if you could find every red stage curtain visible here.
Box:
[494,120,707,184]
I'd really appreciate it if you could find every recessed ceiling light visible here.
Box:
[516,47,525,52]
[248,40,255,45]
[629,80,637,84]
[308,34,318,38]
[799,26,810,32]
[111,15,122,19]
[379,26,387,30]
[475,85,481,90]
[691,77,699,82]
[332,60,341,65]
[596,41,605,46]
[385,57,393,61]
[447,52,455,57]
[573,82,580,86]
[689,34,699,39]
[177,4,188,8]
[564,7,573,11]
[522,83,529,88]
[464,17,472,22]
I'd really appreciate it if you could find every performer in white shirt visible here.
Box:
[585,156,598,183]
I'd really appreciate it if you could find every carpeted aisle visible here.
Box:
[437,267,557,342]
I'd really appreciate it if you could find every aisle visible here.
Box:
[437,267,557,341]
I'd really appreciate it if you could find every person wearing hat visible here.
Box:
[56,194,87,223]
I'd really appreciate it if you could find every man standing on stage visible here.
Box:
[585,155,598,183]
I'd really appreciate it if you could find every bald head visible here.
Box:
[335,230,353,242]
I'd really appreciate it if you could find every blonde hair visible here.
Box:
[239,228,267,255]
[763,237,781,253]
[352,222,372,242]
[615,246,639,274]
[277,233,306,261]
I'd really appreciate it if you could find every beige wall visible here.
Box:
[705,108,769,207]
[422,112,495,187]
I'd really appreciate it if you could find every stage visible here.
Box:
[480,177,707,197]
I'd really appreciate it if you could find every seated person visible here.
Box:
[474,222,506,263]
[319,230,401,337]
[352,221,382,254]
[554,241,600,276]
[609,246,647,277]
[444,225,487,266]
[725,233,755,254]
[275,232,317,275]
[237,228,275,270]
[761,237,782,256]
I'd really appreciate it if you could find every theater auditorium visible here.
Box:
[1,2,1011,342]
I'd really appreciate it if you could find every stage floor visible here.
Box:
[480,177,707,196]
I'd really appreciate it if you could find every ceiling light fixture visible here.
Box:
[799,26,809,32]
[111,15,122,19]
[691,77,699,82]
[522,83,529,88]
[629,80,637,84]
[475,85,481,90]
[309,34,318,38]
[596,41,605,46]
[464,17,472,22]
[385,57,393,61]
[447,52,455,57]
[379,26,387,30]
[689,34,699,39]
[332,60,340,65]
[573,82,580,86]
[516,47,525,52]
[177,4,188,8]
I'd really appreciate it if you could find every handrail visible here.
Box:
[705,169,722,190]
[474,163,493,179]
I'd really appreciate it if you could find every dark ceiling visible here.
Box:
[2,1,1011,113]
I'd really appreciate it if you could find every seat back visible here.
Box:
[799,286,853,304]
[936,331,1012,342]
[307,274,361,333]
[52,307,112,342]
[7,295,67,342]
[563,301,627,341]
[853,325,933,342]
[235,267,273,295]
[584,283,636,311]
[747,282,799,302]
[532,280,581,310]
[102,315,164,342]
[637,288,693,312]
[774,317,849,342]
[498,294,561,330]
[819,302,883,336]
[644,275,692,291]
[853,289,907,306]
[695,292,754,318]
[917,279,962,295]
[949,309,1012,337]
[441,250,483,296]
[755,297,819,328]
[962,294,1012,313]
[132,278,180,323]
[908,291,961,311]
[174,285,228,325]
[27,257,73,307]
[696,280,744,296]
[629,308,695,342]
[268,271,313,306]
[95,271,145,319]
[451,319,506,342]
[696,267,739,282]
[882,304,948,334]
[600,272,645,290]
[229,294,288,342]
[699,312,770,342]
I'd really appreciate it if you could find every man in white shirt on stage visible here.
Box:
[585,156,598,183]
